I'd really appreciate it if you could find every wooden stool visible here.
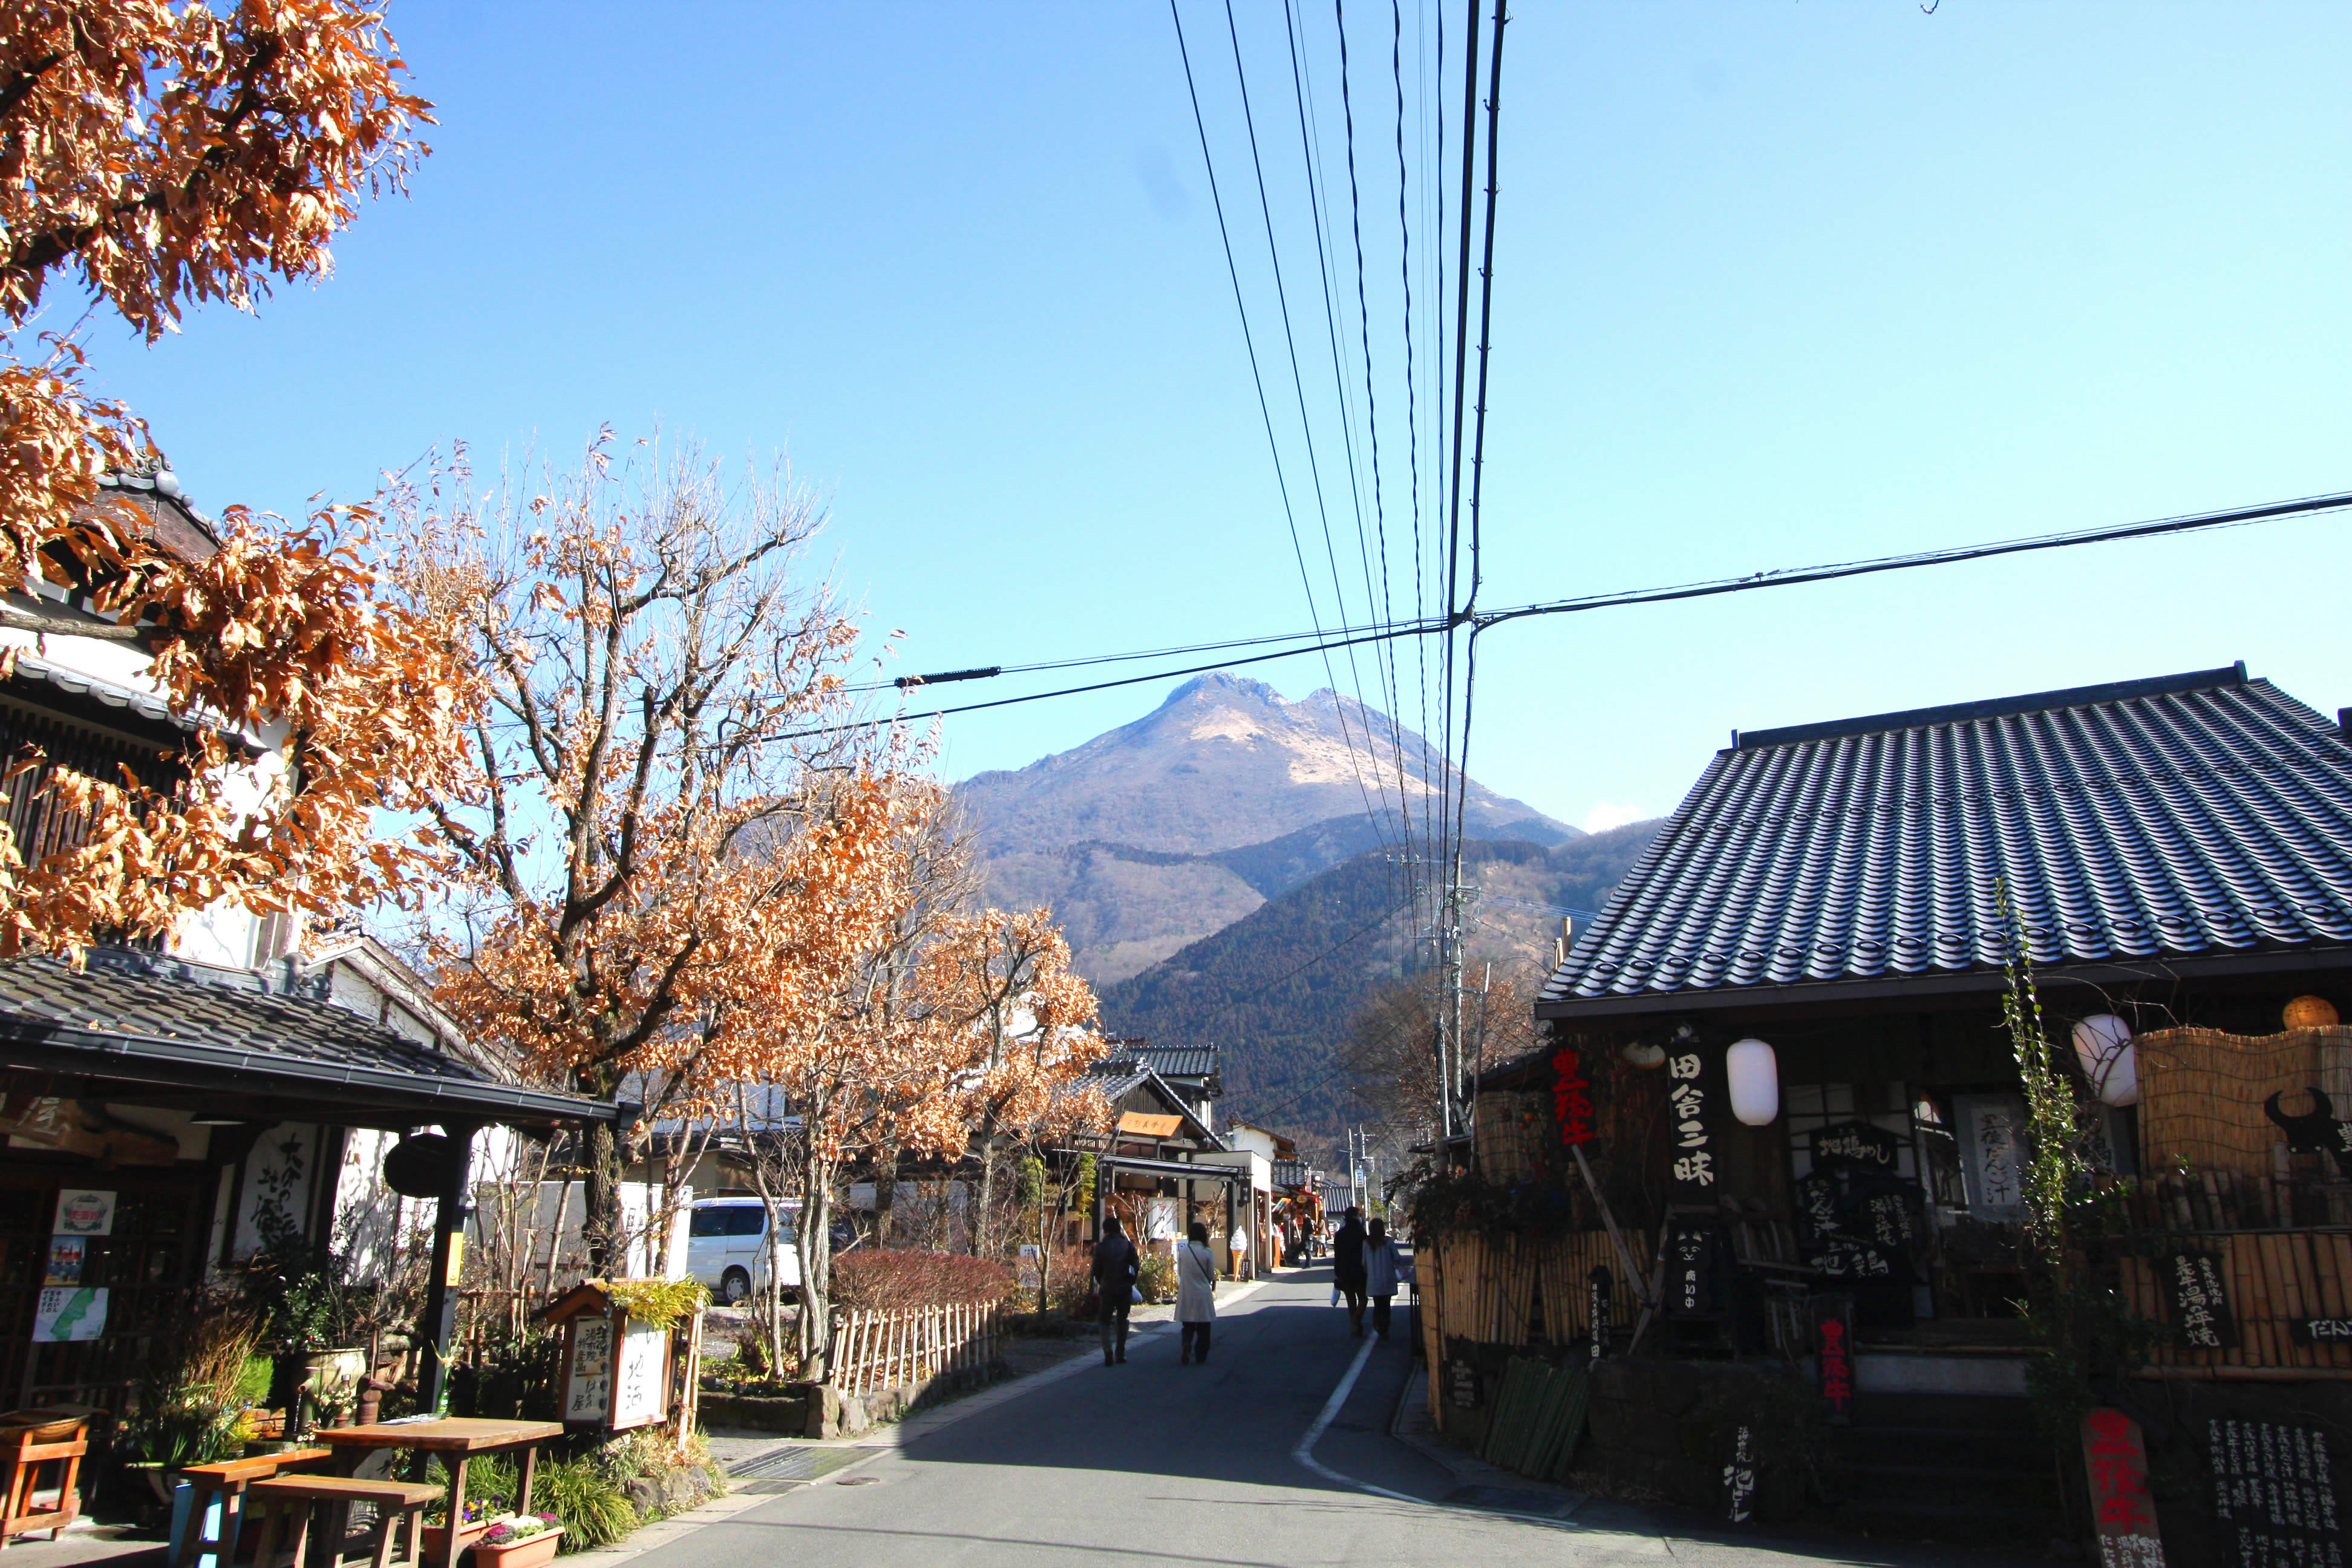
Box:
[174,1449,333,1568]
[246,1475,440,1568]
[0,1414,89,1551]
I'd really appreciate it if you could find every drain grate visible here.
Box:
[730,1446,863,1483]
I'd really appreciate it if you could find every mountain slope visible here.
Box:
[958,673,1576,981]
[1096,819,1665,1142]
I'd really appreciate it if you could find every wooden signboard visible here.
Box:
[564,1315,613,1424]
[543,1284,678,1432]
[2158,1253,2239,1351]
[1446,1356,1479,1410]
[1815,1298,1854,1426]
[1665,1049,1718,1195]
[612,1319,670,1431]
[2209,1417,2341,1567]
[2082,1408,2165,1567]
[1587,1266,1611,1362]
[1664,1217,1720,1319]
[1724,1425,1756,1524]
[1809,1121,1900,1173]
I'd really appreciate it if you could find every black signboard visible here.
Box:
[2160,1252,2240,1351]
[2292,1319,2352,1346]
[1794,1169,1922,1284]
[2209,1417,2342,1567]
[1725,1425,1757,1524]
[1448,1357,1480,1410]
[1665,1048,1719,1197]
[1665,1217,1724,1319]
[1809,1120,1901,1172]
[1589,1266,1612,1362]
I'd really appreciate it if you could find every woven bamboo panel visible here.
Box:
[2120,1232,2352,1371]
[1475,1093,1549,1183]
[1429,1230,1651,1349]
[2137,1026,2352,1181]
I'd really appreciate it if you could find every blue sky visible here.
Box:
[74,2,2352,832]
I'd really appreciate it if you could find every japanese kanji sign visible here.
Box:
[1809,1121,1901,1172]
[1553,1045,1595,1146]
[1589,1266,1612,1363]
[1816,1299,1854,1425]
[2158,1252,2240,1351]
[1667,1048,1716,1194]
[2082,1408,2166,1567]
[2209,1417,2341,1567]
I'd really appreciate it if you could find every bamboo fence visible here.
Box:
[828,1301,1004,1397]
[1423,1229,1651,1350]
[2120,1232,2352,1373]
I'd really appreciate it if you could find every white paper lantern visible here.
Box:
[2071,1013,2138,1108]
[1725,1038,1779,1126]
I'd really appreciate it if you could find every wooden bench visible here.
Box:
[245,1475,441,1568]
[172,1448,334,1568]
[0,1413,90,1551]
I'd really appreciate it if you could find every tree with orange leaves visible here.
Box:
[700,767,976,1375]
[0,1,471,955]
[401,434,875,1268]
[918,908,1111,1261]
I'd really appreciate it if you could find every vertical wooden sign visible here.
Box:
[1666,1047,1717,1195]
[1816,1298,1854,1426]
[1724,1425,1756,1524]
[1588,1266,1612,1363]
[2082,1408,2165,1566]
[2157,1253,2239,1351]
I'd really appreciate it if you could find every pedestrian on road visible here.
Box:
[1093,1215,1138,1366]
[1364,1217,1410,1339]
[1177,1220,1218,1365]
[1332,1206,1368,1337]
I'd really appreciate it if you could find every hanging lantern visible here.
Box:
[1725,1038,1779,1126]
[2071,1014,2138,1108]
[2285,995,2341,1031]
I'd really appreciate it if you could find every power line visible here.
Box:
[762,486,2352,746]
[1168,0,1391,857]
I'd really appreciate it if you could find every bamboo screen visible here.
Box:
[1425,1229,1650,1350]
[2135,1026,2352,1186]
[2120,1235,2352,1373]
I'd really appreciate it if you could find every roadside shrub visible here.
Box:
[1045,1246,1096,1315]
[831,1250,1018,1312]
[1137,1251,1175,1305]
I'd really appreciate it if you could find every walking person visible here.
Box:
[1332,1206,1368,1337]
[1177,1220,1218,1364]
[1364,1217,1411,1339]
[1092,1215,1138,1366]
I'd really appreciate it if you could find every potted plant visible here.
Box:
[422,1498,501,1562]
[471,1512,563,1568]
[121,1397,248,1506]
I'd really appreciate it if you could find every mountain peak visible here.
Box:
[1159,671,1285,710]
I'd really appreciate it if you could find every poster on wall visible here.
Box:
[32,1286,106,1342]
[610,1319,670,1431]
[51,1190,115,1237]
[43,1237,83,1286]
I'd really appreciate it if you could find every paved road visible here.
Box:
[645,1266,2043,1568]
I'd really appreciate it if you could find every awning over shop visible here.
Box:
[1087,1153,1250,1184]
[0,947,611,1129]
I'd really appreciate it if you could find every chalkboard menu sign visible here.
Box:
[1809,1120,1901,1172]
[1448,1357,1479,1410]
[1794,1169,1922,1283]
[2160,1253,2240,1351]
[2209,1418,2341,1567]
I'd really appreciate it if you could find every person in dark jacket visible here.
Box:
[1331,1207,1368,1338]
[1091,1215,1140,1365]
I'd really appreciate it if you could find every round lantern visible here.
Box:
[2070,1013,2138,1108]
[1725,1038,1779,1126]
[2285,995,2341,1031]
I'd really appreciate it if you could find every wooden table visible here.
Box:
[315,1419,563,1568]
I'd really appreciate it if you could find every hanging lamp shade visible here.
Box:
[2071,1014,2138,1108]
[1726,1038,1779,1126]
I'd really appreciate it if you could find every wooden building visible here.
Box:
[1421,665,2352,1554]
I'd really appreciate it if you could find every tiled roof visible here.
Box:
[1131,1044,1219,1079]
[1541,667,2352,1011]
[0,947,607,1123]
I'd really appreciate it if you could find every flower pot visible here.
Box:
[125,1461,174,1507]
[471,1528,563,1568]
[422,1521,492,1561]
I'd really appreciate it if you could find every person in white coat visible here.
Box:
[1177,1220,1219,1364]
[1364,1217,1411,1339]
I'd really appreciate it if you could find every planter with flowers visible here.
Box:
[471,1514,563,1568]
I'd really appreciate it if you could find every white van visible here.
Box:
[685,1197,801,1304]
